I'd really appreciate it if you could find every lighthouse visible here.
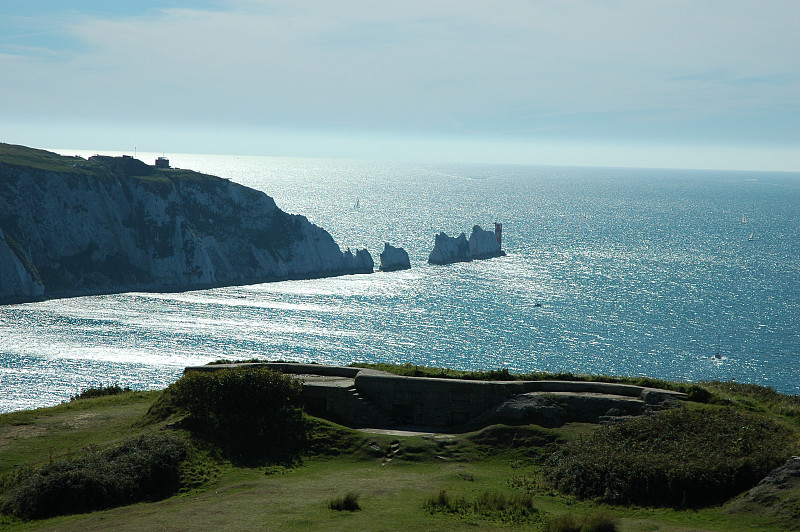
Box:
[494,222,502,247]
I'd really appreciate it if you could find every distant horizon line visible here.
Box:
[46,145,800,175]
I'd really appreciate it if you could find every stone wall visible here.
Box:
[184,363,687,428]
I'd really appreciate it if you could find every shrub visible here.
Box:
[425,489,457,512]
[424,489,540,524]
[684,385,711,403]
[328,492,360,511]
[544,514,579,532]
[579,513,617,532]
[168,367,305,461]
[542,407,795,508]
[1,434,186,520]
[70,384,133,401]
[544,513,617,532]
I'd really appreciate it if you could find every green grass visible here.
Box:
[0,143,110,177]
[703,381,800,418]
[351,363,711,399]
[1,373,798,531]
[542,406,797,507]
[424,489,542,525]
[0,143,226,194]
[0,391,162,476]
[2,434,187,520]
[328,492,361,511]
[543,512,617,532]
[69,384,133,402]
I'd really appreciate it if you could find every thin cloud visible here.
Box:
[1,0,798,169]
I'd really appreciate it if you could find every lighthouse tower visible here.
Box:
[494,222,502,247]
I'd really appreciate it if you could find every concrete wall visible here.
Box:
[184,363,687,428]
[354,372,519,426]
[353,374,685,427]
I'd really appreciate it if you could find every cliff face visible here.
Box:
[0,144,372,303]
[428,231,471,265]
[379,243,411,272]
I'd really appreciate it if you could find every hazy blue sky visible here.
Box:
[1,1,798,170]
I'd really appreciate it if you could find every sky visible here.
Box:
[1,0,798,171]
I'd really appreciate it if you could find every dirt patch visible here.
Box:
[65,412,99,429]
[0,424,48,448]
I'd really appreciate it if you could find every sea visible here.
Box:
[1,153,799,413]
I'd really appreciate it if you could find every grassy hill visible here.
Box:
[1,367,798,531]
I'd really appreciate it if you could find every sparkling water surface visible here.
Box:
[2,154,799,412]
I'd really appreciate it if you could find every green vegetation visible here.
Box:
[0,229,43,286]
[352,362,711,399]
[328,492,361,512]
[0,143,99,175]
[69,384,133,402]
[543,512,617,532]
[1,434,186,520]
[163,367,305,463]
[424,489,542,525]
[542,407,796,508]
[207,358,276,365]
[0,143,226,198]
[0,365,798,531]
[704,381,800,417]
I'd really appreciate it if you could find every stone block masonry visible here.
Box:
[184,363,687,429]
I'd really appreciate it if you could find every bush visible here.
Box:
[542,407,795,508]
[684,385,711,403]
[70,384,132,401]
[1,434,186,520]
[544,513,617,532]
[424,489,540,524]
[168,367,305,461]
[544,514,580,532]
[328,492,360,511]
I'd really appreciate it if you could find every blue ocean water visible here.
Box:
[1,154,799,412]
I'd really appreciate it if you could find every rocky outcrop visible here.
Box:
[379,243,411,272]
[428,232,470,265]
[743,457,800,505]
[726,456,800,522]
[428,224,505,265]
[481,392,649,427]
[468,224,504,259]
[0,144,373,303]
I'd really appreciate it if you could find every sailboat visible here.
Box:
[354,198,360,209]
[710,335,725,361]
[741,213,747,224]
[748,229,754,241]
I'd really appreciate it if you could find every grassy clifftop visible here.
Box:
[0,144,108,177]
[1,367,798,531]
[0,143,225,193]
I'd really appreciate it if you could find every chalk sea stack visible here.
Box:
[428,224,505,265]
[379,243,411,272]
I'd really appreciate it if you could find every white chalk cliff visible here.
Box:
[0,144,373,303]
[428,225,505,265]
[428,232,471,265]
[379,243,411,272]
[468,224,504,259]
